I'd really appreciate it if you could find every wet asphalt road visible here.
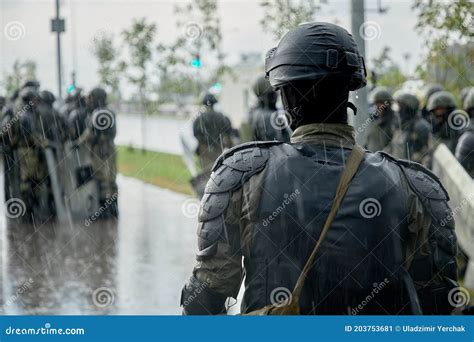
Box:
[0,175,198,315]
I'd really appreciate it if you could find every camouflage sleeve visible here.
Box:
[400,163,458,314]
[181,142,278,315]
[181,187,243,315]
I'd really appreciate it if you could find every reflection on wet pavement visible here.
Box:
[1,175,197,315]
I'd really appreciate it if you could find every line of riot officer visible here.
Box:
[0,82,118,224]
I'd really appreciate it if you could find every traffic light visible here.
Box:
[191,54,201,68]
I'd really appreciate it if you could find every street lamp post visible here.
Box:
[51,0,65,99]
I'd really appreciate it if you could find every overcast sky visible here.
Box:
[0,0,427,95]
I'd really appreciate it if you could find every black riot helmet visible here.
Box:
[252,75,277,109]
[202,93,218,108]
[265,22,366,91]
[88,87,108,108]
[19,86,40,103]
[40,90,56,106]
[264,22,366,127]
[21,80,40,90]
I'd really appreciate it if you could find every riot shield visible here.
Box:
[43,145,69,224]
[179,132,208,198]
[59,141,100,222]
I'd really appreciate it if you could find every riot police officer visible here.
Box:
[388,91,432,167]
[75,87,118,218]
[365,87,398,152]
[421,83,443,121]
[249,75,291,142]
[61,87,86,118]
[427,91,461,152]
[192,93,235,178]
[39,90,69,144]
[455,88,474,177]
[181,22,458,315]
[13,86,52,222]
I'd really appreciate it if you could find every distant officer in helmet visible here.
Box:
[427,90,461,152]
[192,93,235,179]
[12,86,52,222]
[61,86,86,119]
[75,87,118,218]
[249,75,291,142]
[387,91,433,167]
[455,88,474,177]
[38,90,69,144]
[421,83,443,120]
[365,87,398,152]
[181,22,458,315]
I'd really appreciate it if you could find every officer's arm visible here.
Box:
[181,187,243,315]
[402,165,458,314]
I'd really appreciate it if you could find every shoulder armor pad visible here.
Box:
[380,152,449,200]
[199,192,230,221]
[212,140,283,171]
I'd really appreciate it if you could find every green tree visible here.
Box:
[122,18,157,113]
[4,60,37,95]
[91,31,125,100]
[413,0,473,95]
[370,46,406,90]
[156,0,229,101]
[260,0,322,40]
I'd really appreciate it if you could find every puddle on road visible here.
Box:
[1,176,197,315]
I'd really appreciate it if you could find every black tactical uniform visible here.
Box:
[387,92,432,167]
[455,88,474,177]
[365,87,398,152]
[249,75,291,142]
[76,88,118,218]
[193,94,235,177]
[181,23,458,315]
